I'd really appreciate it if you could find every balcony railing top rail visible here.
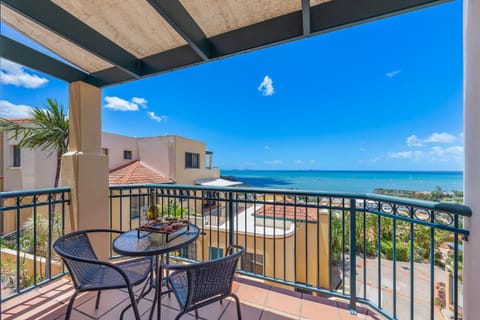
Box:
[0,187,71,302]
[110,183,469,320]
[110,183,472,217]
[1,183,469,320]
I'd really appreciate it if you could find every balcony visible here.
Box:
[1,275,381,320]
[0,185,470,319]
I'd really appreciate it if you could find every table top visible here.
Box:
[113,224,199,257]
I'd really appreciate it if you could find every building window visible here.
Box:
[123,150,132,160]
[209,247,224,260]
[185,152,199,168]
[242,252,264,274]
[12,145,21,167]
[102,148,109,155]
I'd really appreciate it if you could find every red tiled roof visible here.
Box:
[0,118,32,124]
[109,161,175,185]
[255,204,318,222]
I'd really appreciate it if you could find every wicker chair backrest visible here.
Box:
[54,232,99,288]
[186,247,243,307]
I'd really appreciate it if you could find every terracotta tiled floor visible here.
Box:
[1,276,382,320]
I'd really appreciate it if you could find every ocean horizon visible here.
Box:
[220,170,463,193]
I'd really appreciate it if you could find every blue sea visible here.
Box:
[221,170,463,194]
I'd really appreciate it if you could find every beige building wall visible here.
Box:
[195,215,330,291]
[1,132,219,192]
[1,132,58,233]
[137,136,175,178]
[101,132,138,170]
[2,132,56,191]
[102,133,219,185]
[173,136,220,185]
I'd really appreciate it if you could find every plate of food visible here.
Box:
[137,217,190,241]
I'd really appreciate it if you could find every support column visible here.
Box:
[61,82,109,250]
[463,1,480,319]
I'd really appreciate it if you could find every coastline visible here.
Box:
[220,170,463,193]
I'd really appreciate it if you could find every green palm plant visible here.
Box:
[0,99,68,279]
[0,98,69,187]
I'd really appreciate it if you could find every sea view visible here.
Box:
[221,170,463,194]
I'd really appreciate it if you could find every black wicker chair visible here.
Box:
[53,229,152,320]
[164,245,245,320]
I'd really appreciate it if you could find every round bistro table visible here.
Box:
[113,224,199,320]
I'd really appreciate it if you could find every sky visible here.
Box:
[0,1,463,171]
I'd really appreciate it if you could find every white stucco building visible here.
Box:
[0,128,220,191]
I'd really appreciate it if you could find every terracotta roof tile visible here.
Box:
[4,118,32,124]
[109,160,175,185]
[255,204,318,222]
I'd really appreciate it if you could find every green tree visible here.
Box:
[0,98,69,187]
[431,186,444,201]
[1,99,68,279]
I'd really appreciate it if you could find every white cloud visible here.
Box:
[258,75,274,96]
[147,111,167,123]
[386,70,401,78]
[388,151,423,160]
[104,96,141,111]
[406,134,423,147]
[132,97,148,108]
[0,100,34,119]
[264,160,283,165]
[370,157,380,163]
[425,132,456,143]
[293,160,304,165]
[406,132,456,147]
[429,145,463,161]
[0,58,49,88]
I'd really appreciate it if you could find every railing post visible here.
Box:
[228,192,234,246]
[349,199,357,314]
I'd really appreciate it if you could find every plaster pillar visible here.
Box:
[61,81,109,256]
[463,1,480,319]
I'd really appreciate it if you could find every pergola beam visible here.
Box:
[302,0,311,36]
[146,0,210,61]
[2,0,141,78]
[1,0,449,87]
[310,0,450,33]
[1,36,104,87]
[107,0,447,85]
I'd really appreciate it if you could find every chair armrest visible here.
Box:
[226,245,244,256]
[54,229,134,286]
[160,261,195,271]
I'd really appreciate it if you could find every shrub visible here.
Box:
[380,240,409,261]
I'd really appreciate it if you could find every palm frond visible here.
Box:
[3,99,69,156]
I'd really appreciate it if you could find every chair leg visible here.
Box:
[195,309,199,318]
[95,290,101,309]
[65,291,78,320]
[175,311,186,320]
[126,285,141,320]
[231,293,242,320]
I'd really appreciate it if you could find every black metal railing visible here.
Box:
[0,187,71,302]
[110,184,470,320]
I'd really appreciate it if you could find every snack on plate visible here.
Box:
[142,217,189,234]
